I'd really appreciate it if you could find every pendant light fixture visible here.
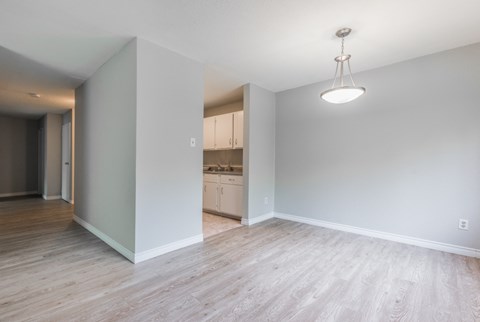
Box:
[320,28,365,104]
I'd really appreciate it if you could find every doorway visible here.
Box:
[202,100,244,238]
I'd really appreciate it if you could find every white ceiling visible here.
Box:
[0,46,79,118]
[1,0,480,113]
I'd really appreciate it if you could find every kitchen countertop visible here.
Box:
[203,170,243,176]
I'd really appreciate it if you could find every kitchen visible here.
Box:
[202,100,244,237]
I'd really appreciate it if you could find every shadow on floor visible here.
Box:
[0,194,43,202]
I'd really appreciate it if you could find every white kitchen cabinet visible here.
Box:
[203,174,243,218]
[233,111,243,149]
[214,113,233,149]
[203,174,219,212]
[203,181,218,212]
[220,174,243,185]
[203,116,215,150]
[203,111,243,151]
[219,182,243,217]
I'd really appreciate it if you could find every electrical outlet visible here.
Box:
[264,197,268,205]
[458,219,469,230]
[190,138,196,147]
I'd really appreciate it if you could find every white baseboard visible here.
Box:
[0,191,38,198]
[241,212,274,226]
[134,234,204,263]
[73,215,135,263]
[42,195,62,200]
[73,215,203,264]
[274,212,480,259]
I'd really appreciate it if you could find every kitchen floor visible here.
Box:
[202,212,242,238]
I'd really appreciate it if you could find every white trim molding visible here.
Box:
[42,195,62,200]
[73,215,135,262]
[274,212,480,259]
[241,212,274,226]
[73,215,203,264]
[0,191,38,198]
[134,234,204,263]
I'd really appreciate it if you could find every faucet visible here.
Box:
[216,162,223,171]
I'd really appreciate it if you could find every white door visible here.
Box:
[203,182,218,212]
[203,117,215,150]
[219,183,243,217]
[61,122,72,202]
[215,113,233,149]
[233,111,244,149]
[38,129,44,195]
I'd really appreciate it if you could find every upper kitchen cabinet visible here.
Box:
[233,111,243,149]
[214,113,234,149]
[203,111,243,150]
[203,116,216,150]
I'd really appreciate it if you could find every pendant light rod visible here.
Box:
[347,59,356,86]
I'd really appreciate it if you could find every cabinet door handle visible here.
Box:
[235,138,237,145]
[229,138,232,145]
[221,187,224,194]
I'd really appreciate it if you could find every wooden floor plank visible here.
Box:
[0,197,479,321]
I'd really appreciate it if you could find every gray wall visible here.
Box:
[42,113,62,198]
[275,43,480,249]
[243,84,276,219]
[75,39,137,252]
[204,100,243,117]
[134,38,204,253]
[0,115,38,195]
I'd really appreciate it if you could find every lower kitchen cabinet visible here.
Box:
[219,182,243,217]
[203,181,218,212]
[203,174,243,218]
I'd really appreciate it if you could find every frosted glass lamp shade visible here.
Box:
[320,86,366,104]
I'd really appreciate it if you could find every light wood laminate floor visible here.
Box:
[203,212,242,238]
[1,197,479,321]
